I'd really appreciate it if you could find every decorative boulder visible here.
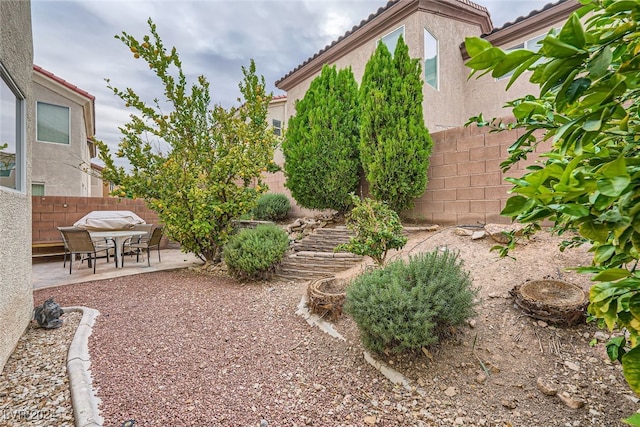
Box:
[34,297,64,329]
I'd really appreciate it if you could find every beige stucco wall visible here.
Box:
[0,1,34,371]
[463,21,568,122]
[32,81,92,196]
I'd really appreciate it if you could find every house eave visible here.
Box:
[33,66,96,139]
[460,0,581,59]
[276,0,491,92]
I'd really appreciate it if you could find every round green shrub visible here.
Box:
[250,193,291,221]
[344,249,478,354]
[223,224,290,279]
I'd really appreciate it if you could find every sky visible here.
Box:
[31,0,556,165]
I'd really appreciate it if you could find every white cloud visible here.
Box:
[31,0,553,165]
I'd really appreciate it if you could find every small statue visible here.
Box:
[34,298,64,329]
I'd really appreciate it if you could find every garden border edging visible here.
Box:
[64,306,103,427]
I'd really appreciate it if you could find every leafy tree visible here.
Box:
[464,0,640,405]
[360,35,433,213]
[336,195,407,266]
[96,18,278,263]
[282,64,360,213]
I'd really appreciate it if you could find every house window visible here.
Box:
[498,31,551,80]
[37,101,70,144]
[380,26,405,54]
[424,28,438,90]
[272,119,282,136]
[0,63,25,191]
[32,183,45,196]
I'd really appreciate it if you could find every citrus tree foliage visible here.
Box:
[360,35,433,213]
[336,195,407,266]
[465,0,640,401]
[282,64,360,213]
[96,19,278,263]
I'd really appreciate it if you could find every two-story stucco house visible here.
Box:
[265,0,580,220]
[32,65,98,197]
[0,0,35,371]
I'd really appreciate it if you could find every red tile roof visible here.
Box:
[33,64,95,101]
[276,0,489,88]
[483,0,574,37]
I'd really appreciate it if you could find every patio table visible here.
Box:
[89,230,147,268]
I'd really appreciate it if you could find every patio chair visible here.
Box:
[122,223,154,257]
[59,228,111,274]
[122,226,163,267]
[56,226,76,269]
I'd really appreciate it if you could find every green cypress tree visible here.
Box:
[282,65,360,213]
[360,36,433,213]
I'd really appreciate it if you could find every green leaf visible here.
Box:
[506,55,540,90]
[565,78,591,104]
[593,245,615,264]
[597,157,630,196]
[579,219,609,243]
[630,293,640,321]
[606,336,625,361]
[501,195,530,216]
[464,37,493,58]
[605,0,640,14]
[513,101,545,119]
[465,47,506,71]
[622,413,640,427]
[593,268,631,281]
[622,346,640,395]
[588,46,612,79]
[553,203,590,217]
[540,36,583,58]
[558,14,586,49]
[492,50,536,78]
[582,113,602,132]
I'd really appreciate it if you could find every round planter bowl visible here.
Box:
[307,276,347,321]
[509,279,588,326]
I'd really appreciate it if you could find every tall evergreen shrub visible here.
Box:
[282,65,360,213]
[360,36,433,213]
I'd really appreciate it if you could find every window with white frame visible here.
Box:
[424,28,438,90]
[272,119,282,136]
[380,26,405,55]
[37,101,70,144]
[0,63,25,191]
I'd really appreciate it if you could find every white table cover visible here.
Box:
[73,210,145,231]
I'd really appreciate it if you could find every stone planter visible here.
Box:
[307,276,347,321]
[509,279,588,326]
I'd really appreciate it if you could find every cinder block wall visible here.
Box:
[32,196,167,247]
[262,119,549,225]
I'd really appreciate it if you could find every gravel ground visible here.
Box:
[0,311,79,427]
[32,272,412,427]
[4,228,639,426]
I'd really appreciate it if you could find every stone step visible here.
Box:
[280,257,362,271]
[276,226,363,281]
[275,269,328,281]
